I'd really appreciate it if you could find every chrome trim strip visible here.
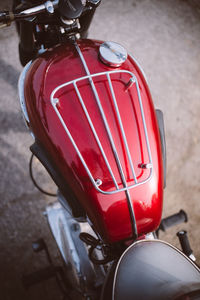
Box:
[125,189,138,238]
[74,43,91,76]
[112,239,200,300]
[18,60,32,123]
[74,44,138,191]
[74,43,138,238]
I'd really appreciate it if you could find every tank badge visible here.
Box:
[99,41,127,67]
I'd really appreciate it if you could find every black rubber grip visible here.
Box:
[159,210,187,232]
[177,230,193,257]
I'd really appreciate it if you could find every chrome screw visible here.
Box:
[95,179,102,187]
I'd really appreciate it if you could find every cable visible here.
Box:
[29,153,57,197]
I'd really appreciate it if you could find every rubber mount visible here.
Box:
[58,0,84,19]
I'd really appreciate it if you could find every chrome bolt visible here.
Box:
[95,179,102,187]
[45,1,54,14]
[126,77,135,88]
[140,163,152,169]
[52,98,59,105]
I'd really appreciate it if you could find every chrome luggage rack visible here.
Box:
[50,70,153,195]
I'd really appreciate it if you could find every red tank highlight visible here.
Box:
[24,39,163,243]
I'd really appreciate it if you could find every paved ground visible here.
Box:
[0,0,200,299]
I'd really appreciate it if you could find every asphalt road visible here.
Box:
[0,0,200,299]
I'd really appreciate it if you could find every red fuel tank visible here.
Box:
[23,39,163,243]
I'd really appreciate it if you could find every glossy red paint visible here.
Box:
[24,39,163,243]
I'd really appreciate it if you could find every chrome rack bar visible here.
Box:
[74,43,138,238]
[50,70,153,195]
[135,80,153,167]
[85,73,128,191]
[51,97,99,190]
[73,81,119,190]
[107,73,137,184]
[74,43,129,190]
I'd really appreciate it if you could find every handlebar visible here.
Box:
[15,0,59,18]
[0,0,58,28]
[0,0,101,28]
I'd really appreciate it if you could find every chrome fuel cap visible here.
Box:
[99,41,128,67]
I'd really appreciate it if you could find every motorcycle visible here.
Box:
[0,0,200,299]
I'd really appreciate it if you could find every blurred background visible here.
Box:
[0,0,200,299]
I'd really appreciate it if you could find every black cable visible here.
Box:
[29,153,57,197]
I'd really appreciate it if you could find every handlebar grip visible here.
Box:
[159,209,188,232]
[177,230,193,257]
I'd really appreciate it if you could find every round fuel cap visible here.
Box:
[99,41,128,67]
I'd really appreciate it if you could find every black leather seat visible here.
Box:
[101,240,200,300]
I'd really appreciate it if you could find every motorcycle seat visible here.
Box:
[101,240,200,300]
